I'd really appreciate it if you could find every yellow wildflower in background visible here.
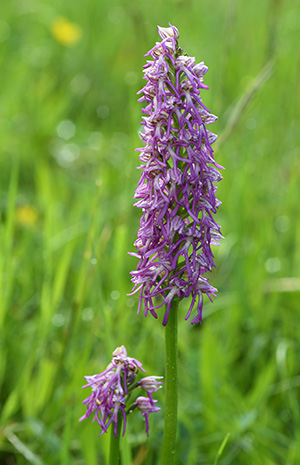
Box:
[51,17,82,46]
[16,205,38,226]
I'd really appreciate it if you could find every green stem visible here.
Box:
[108,415,122,465]
[160,300,178,465]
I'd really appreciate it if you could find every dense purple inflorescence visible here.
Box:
[129,24,223,326]
[79,346,163,438]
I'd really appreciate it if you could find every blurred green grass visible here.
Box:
[0,0,299,464]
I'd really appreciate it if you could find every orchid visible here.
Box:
[130,24,223,326]
[79,346,162,438]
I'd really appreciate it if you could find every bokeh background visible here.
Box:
[1,0,299,464]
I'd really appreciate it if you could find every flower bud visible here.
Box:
[140,376,163,393]
[157,24,179,40]
[136,396,160,414]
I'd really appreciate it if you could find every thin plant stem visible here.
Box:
[160,300,178,465]
[108,415,122,465]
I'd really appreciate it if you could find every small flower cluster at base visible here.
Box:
[129,24,223,326]
[79,346,163,438]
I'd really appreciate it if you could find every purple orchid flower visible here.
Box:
[80,346,162,437]
[129,24,223,326]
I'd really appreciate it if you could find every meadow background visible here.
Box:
[0,0,299,464]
